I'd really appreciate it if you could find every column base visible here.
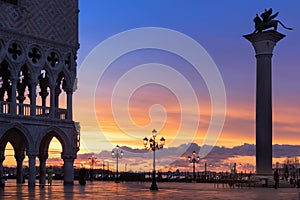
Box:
[250,175,274,187]
[64,181,74,186]
[150,181,158,191]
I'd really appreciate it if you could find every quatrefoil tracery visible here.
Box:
[8,42,22,60]
[28,47,42,64]
[47,52,59,67]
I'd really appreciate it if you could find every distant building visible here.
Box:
[0,0,80,186]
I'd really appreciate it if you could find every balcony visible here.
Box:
[0,101,68,120]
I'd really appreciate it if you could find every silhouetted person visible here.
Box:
[273,169,279,189]
[79,167,86,185]
[47,166,53,186]
[0,168,5,187]
[284,165,289,181]
[157,171,162,182]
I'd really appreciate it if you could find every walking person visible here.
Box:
[47,166,53,186]
[273,169,279,189]
[79,166,87,185]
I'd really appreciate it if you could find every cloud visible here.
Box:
[68,143,300,172]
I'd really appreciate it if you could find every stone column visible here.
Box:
[0,101,3,113]
[63,155,75,185]
[39,81,48,117]
[49,85,55,118]
[29,82,37,117]
[16,93,26,116]
[15,154,25,184]
[27,154,37,187]
[9,78,18,115]
[39,153,48,186]
[55,86,61,108]
[66,88,73,120]
[244,30,285,175]
[0,154,5,179]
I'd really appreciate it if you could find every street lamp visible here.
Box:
[143,129,165,191]
[187,151,200,182]
[88,154,97,181]
[111,145,124,183]
[102,160,109,180]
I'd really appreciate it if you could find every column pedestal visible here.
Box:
[244,30,285,175]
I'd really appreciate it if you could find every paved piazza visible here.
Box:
[0,180,299,200]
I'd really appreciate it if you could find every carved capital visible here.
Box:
[28,80,38,86]
[64,87,73,94]
[10,76,19,83]
[26,152,38,158]
[15,150,25,161]
[243,30,285,55]
[62,154,76,160]
[38,152,49,161]
[55,86,62,95]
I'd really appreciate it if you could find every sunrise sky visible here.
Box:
[6,0,300,172]
[55,0,299,172]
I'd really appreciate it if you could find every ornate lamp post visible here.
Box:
[88,154,97,181]
[111,145,124,183]
[143,129,165,190]
[188,151,200,182]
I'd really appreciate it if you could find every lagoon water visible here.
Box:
[0,180,299,200]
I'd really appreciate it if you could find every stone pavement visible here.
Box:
[0,180,299,200]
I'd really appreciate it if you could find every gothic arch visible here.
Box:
[25,64,40,84]
[0,123,33,154]
[16,64,31,104]
[0,58,17,79]
[19,62,34,81]
[37,126,71,156]
[56,70,73,92]
[56,70,66,88]
[0,122,34,183]
[60,68,74,90]
[40,65,55,86]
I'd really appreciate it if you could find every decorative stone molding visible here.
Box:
[0,0,79,47]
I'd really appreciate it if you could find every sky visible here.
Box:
[8,0,300,172]
[69,0,300,172]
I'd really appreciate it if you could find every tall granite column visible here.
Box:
[244,30,285,175]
